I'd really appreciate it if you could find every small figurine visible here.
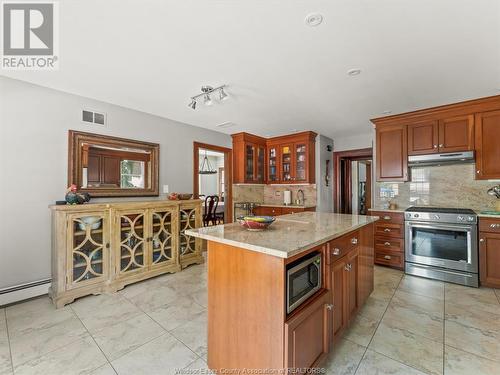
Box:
[65,184,91,205]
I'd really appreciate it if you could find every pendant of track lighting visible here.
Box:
[219,88,228,101]
[188,99,197,110]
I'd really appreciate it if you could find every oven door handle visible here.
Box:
[405,222,473,232]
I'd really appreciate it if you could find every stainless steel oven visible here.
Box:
[286,252,322,314]
[405,207,478,287]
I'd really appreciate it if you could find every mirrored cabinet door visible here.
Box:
[150,208,177,268]
[67,212,109,289]
[115,210,148,277]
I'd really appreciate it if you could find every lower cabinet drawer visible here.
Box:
[253,206,283,216]
[375,236,404,252]
[375,249,404,269]
[374,223,404,238]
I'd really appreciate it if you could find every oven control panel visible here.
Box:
[405,212,477,224]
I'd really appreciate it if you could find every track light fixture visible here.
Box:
[188,85,228,110]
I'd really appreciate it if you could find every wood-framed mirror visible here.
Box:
[68,130,159,197]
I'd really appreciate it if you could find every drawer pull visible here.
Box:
[326,304,334,310]
[384,242,391,247]
[351,238,358,245]
[332,248,340,256]
[480,238,485,243]
[384,255,392,260]
[383,216,391,220]
[384,228,391,232]
[490,224,500,228]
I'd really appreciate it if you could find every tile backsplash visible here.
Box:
[374,164,498,211]
[232,184,317,206]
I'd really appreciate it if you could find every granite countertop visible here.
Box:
[368,207,407,213]
[369,207,500,218]
[186,212,379,259]
[258,203,316,208]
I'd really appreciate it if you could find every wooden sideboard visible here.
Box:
[371,95,500,182]
[49,200,203,308]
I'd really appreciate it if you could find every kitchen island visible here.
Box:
[186,212,378,372]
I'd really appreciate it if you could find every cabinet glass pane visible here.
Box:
[245,144,254,181]
[295,143,307,181]
[282,146,292,182]
[119,213,146,273]
[152,211,174,265]
[71,216,104,283]
[180,208,197,256]
[268,147,278,182]
[256,147,265,182]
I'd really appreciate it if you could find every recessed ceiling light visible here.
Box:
[347,69,362,76]
[305,13,323,27]
[382,110,392,115]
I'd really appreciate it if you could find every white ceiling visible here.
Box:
[3,0,500,139]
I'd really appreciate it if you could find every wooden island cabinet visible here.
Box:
[372,95,500,181]
[186,212,377,371]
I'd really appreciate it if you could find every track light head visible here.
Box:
[188,99,197,110]
[219,88,228,101]
[204,93,213,106]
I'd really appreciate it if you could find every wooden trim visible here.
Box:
[68,130,160,197]
[371,95,500,127]
[333,148,373,213]
[193,142,233,223]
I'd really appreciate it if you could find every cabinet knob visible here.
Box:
[439,144,444,148]
[326,304,334,310]
[480,238,485,243]
[384,242,391,247]
[351,238,358,245]
[332,248,340,256]
[344,265,350,271]
[433,145,438,148]
[384,255,392,260]
[384,228,391,232]
[477,170,481,174]
[105,243,110,249]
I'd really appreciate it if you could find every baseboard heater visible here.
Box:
[0,278,51,307]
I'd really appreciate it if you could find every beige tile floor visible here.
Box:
[1,262,500,375]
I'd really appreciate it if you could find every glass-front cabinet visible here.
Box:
[268,146,279,183]
[295,143,308,182]
[256,146,265,183]
[150,208,176,268]
[179,203,202,267]
[66,212,109,289]
[245,144,255,182]
[281,145,293,182]
[116,210,147,277]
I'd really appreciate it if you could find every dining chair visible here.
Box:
[203,195,219,226]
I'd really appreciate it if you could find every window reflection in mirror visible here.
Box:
[81,144,151,190]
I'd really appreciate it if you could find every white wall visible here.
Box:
[315,135,334,212]
[0,77,231,290]
[334,130,374,152]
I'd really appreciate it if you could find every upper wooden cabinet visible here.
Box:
[231,133,267,184]
[376,124,408,181]
[438,114,474,153]
[372,95,500,181]
[232,131,316,184]
[475,110,500,180]
[407,120,439,155]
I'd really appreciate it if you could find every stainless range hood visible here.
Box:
[408,151,475,167]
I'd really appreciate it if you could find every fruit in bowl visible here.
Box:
[237,216,276,231]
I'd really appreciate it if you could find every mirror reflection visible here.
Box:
[81,144,151,189]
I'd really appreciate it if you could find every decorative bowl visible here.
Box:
[177,193,193,200]
[237,216,276,231]
[78,216,101,231]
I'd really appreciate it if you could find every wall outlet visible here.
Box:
[275,191,281,196]
[163,185,169,194]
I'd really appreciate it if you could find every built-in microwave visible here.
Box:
[286,251,322,314]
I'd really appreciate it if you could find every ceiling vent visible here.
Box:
[82,109,106,125]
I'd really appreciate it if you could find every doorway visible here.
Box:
[193,142,233,225]
[334,148,373,214]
